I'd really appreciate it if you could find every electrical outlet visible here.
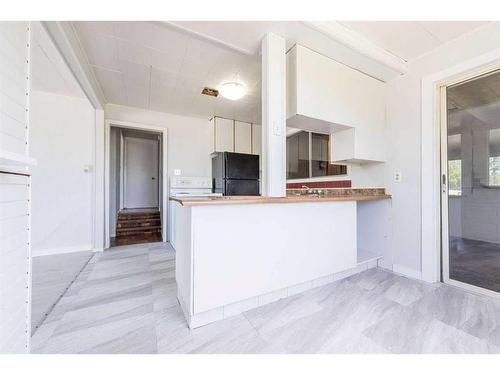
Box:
[174,169,181,176]
[394,172,402,183]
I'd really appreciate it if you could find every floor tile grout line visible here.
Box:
[31,252,95,337]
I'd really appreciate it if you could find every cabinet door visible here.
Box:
[234,121,252,154]
[252,124,262,155]
[214,118,234,152]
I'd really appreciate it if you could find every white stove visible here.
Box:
[170,176,221,198]
[169,177,221,247]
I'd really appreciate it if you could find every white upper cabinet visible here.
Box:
[234,121,252,154]
[212,117,234,152]
[251,124,261,156]
[286,45,386,163]
[210,117,261,155]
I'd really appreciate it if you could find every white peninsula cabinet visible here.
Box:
[171,193,391,329]
[286,44,386,164]
[210,116,261,155]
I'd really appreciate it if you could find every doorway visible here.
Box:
[105,121,168,249]
[123,133,159,209]
[441,69,500,296]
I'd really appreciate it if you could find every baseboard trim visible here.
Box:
[392,264,422,280]
[183,260,378,329]
[32,244,94,257]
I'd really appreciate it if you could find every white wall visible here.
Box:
[30,90,95,256]
[105,104,212,180]
[0,21,31,354]
[383,22,500,275]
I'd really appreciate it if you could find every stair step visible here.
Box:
[117,219,161,229]
[116,225,162,234]
[118,215,160,221]
[116,229,162,236]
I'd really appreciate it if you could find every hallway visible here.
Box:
[31,243,500,354]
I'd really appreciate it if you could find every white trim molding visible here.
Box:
[421,46,500,283]
[104,119,168,249]
[303,21,408,75]
[392,264,422,281]
[32,245,94,257]
[41,22,105,109]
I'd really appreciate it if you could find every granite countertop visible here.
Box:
[170,188,391,206]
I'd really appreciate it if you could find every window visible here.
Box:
[286,130,347,179]
[490,157,500,186]
[448,159,462,195]
[489,129,500,186]
[447,134,462,195]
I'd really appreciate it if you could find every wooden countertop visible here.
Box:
[170,192,391,206]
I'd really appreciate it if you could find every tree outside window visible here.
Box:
[448,159,462,195]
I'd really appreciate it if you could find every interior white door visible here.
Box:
[124,137,159,208]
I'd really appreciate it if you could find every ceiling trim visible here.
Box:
[41,21,106,109]
[158,21,257,56]
[303,21,408,75]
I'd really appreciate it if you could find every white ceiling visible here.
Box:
[31,22,85,98]
[72,21,261,123]
[340,21,489,61]
[71,21,490,123]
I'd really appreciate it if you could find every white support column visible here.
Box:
[261,33,286,197]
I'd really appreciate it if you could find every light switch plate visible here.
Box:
[272,121,281,136]
[394,172,402,183]
[174,169,181,176]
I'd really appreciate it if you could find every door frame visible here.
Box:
[439,72,500,300]
[421,46,500,286]
[121,135,160,209]
[104,120,168,249]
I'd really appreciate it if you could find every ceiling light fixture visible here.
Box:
[219,82,247,101]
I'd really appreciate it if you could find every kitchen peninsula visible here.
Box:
[171,188,392,328]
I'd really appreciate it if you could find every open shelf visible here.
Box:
[357,198,392,269]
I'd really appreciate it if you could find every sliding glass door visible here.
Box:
[442,69,500,296]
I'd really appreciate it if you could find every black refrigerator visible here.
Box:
[211,152,260,196]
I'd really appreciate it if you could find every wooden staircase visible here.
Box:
[112,210,162,246]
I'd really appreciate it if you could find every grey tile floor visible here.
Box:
[31,251,93,333]
[449,236,500,293]
[31,242,500,354]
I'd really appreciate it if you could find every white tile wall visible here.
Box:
[0,21,31,353]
